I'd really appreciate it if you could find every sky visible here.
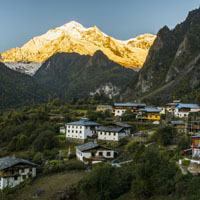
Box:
[0,0,199,52]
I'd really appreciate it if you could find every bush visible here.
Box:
[151,126,176,146]
[182,159,190,166]
[33,152,43,164]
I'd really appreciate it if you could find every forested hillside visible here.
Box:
[0,62,48,108]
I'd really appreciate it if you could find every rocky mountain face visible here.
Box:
[125,7,200,103]
[34,50,137,100]
[1,21,155,75]
[0,62,48,108]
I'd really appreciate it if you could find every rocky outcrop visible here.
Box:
[125,7,200,102]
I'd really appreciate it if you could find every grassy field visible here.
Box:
[15,171,86,200]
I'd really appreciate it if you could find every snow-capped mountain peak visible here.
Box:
[1,21,156,75]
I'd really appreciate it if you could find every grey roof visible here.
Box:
[114,103,146,107]
[97,105,112,107]
[191,135,200,138]
[176,103,200,109]
[97,126,124,132]
[0,157,37,171]
[166,103,178,106]
[169,121,185,125]
[66,120,100,126]
[75,142,111,152]
[139,107,161,113]
[109,122,132,128]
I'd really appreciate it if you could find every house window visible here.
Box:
[21,169,25,173]
[72,130,74,133]
[72,126,74,128]
[80,131,82,133]
[14,176,18,181]
[68,130,70,133]
[99,152,103,157]
[76,131,78,133]
[107,152,111,156]
[113,133,116,136]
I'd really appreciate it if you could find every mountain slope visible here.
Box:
[0,62,48,108]
[125,7,200,103]
[34,51,137,99]
[1,21,155,75]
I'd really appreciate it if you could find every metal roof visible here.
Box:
[97,105,112,107]
[166,103,178,106]
[139,107,161,113]
[97,126,124,132]
[191,135,200,138]
[114,103,146,107]
[176,103,200,109]
[75,142,111,152]
[66,120,100,126]
[169,121,185,125]
[0,157,37,171]
[111,122,132,128]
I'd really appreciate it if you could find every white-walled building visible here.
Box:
[157,106,166,115]
[60,126,66,134]
[0,157,37,190]
[112,103,146,116]
[174,103,200,118]
[66,119,100,143]
[166,102,180,114]
[75,142,115,163]
[97,122,131,142]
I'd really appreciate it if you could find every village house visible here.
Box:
[59,124,66,134]
[75,142,115,163]
[66,118,100,143]
[168,121,185,134]
[186,115,200,135]
[96,105,113,112]
[157,106,166,115]
[136,107,161,121]
[0,157,37,190]
[174,103,200,118]
[191,134,200,158]
[97,122,132,142]
[112,103,146,117]
[166,100,181,114]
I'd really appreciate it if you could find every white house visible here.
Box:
[66,119,100,143]
[97,122,132,142]
[166,101,181,114]
[60,126,66,134]
[157,106,166,115]
[75,142,115,163]
[174,103,200,118]
[0,157,37,190]
[112,103,146,116]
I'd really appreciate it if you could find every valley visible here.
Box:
[0,3,200,200]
